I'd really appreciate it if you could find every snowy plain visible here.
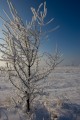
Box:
[0,66,80,120]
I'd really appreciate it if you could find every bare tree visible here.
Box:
[0,0,62,113]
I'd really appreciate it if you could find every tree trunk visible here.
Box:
[26,65,31,112]
[27,98,30,112]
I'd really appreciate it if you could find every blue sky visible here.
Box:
[0,0,80,65]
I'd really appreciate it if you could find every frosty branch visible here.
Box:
[0,0,62,113]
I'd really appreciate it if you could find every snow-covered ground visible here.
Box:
[0,66,80,120]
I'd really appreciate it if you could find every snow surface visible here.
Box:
[0,66,80,120]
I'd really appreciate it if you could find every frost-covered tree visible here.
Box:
[0,0,62,113]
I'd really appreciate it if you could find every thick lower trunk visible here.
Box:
[26,65,30,112]
[27,98,30,112]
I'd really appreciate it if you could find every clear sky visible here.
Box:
[0,0,80,66]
